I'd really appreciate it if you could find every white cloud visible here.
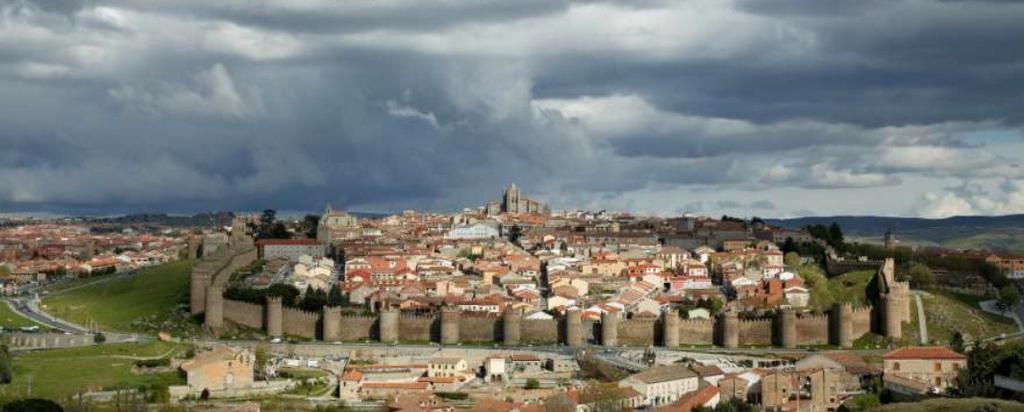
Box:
[109,63,264,118]
[385,100,440,129]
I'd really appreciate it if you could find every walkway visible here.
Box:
[914,292,928,344]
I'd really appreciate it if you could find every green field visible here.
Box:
[41,260,196,333]
[0,301,46,330]
[871,397,1024,412]
[1,341,185,401]
[919,290,1018,344]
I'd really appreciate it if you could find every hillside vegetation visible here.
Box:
[41,260,197,333]
[869,397,1024,412]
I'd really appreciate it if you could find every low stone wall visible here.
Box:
[168,380,295,403]
[3,333,95,350]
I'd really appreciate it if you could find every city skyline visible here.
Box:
[1,1,1023,217]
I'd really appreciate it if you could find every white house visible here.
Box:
[619,365,700,407]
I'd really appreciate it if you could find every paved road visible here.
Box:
[5,297,146,343]
[914,292,928,344]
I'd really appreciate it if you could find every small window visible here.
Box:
[934,362,942,372]
[893,362,900,371]
[953,363,961,371]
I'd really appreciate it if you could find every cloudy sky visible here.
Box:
[1,0,1023,218]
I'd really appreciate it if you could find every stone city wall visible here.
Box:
[338,314,376,341]
[398,314,434,342]
[677,318,715,345]
[458,315,500,343]
[222,299,264,329]
[852,306,872,337]
[618,318,657,347]
[520,319,559,344]
[795,313,829,345]
[282,307,319,339]
[737,318,773,346]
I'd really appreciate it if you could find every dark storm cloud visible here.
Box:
[1,0,1023,216]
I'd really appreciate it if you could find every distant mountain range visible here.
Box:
[767,214,1024,253]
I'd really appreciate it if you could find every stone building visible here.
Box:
[487,183,549,215]
[317,205,359,245]
[180,346,255,393]
[883,346,967,394]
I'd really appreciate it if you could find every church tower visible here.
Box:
[503,183,520,213]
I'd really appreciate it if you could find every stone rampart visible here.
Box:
[338,314,376,341]
[398,313,434,342]
[737,318,773,346]
[282,307,319,339]
[794,313,829,346]
[521,318,559,344]
[458,314,500,343]
[678,318,714,345]
[222,299,264,329]
[618,318,657,347]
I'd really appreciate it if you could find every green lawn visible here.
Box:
[920,290,1018,344]
[0,301,47,330]
[1,341,185,401]
[41,260,196,333]
[827,270,875,306]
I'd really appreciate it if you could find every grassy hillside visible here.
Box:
[3,341,185,401]
[0,301,47,330]
[827,270,875,306]
[41,260,197,333]
[870,398,1024,412]
[919,290,1018,343]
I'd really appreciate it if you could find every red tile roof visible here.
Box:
[883,346,966,360]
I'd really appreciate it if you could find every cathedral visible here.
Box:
[485,183,548,215]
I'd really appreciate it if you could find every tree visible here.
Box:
[837,393,880,412]
[828,222,844,247]
[950,331,966,354]
[524,378,540,390]
[93,333,106,344]
[327,284,344,307]
[698,297,724,315]
[1,399,63,412]
[199,389,210,401]
[784,252,802,267]
[998,285,1020,310]
[254,346,268,380]
[543,393,576,412]
[507,225,523,244]
[302,214,320,239]
[256,209,290,239]
[578,383,625,412]
[907,263,935,289]
[0,345,11,384]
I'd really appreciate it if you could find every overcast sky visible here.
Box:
[1,0,1023,218]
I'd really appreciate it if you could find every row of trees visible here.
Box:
[223,284,348,312]
[251,209,322,240]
